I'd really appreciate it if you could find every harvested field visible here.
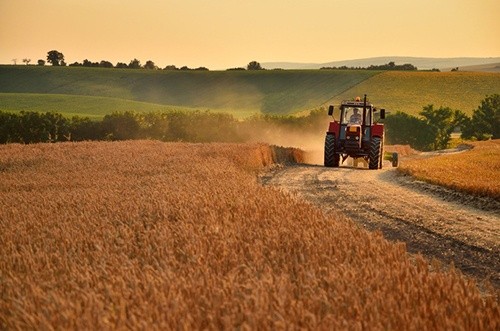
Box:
[0,141,498,329]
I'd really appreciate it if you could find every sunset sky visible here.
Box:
[1,0,499,70]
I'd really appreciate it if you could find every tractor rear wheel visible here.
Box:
[324,134,340,167]
[369,137,382,170]
[379,140,384,169]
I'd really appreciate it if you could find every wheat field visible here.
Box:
[0,141,498,330]
[399,139,500,199]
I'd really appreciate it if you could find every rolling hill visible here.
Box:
[0,66,377,117]
[0,93,203,120]
[0,65,499,118]
[333,71,500,115]
[443,62,500,73]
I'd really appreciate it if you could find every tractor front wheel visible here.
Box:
[324,134,340,167]
[369,137,382,170]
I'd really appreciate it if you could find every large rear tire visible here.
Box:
[369,137,382,170]
[324,134,340,167]
[379,140,384,169]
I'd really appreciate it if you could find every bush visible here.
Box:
[462,94,500,140]
[384,112,435,150]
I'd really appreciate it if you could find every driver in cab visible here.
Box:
[349,108,362,124]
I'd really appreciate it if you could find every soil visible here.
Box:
[261,158,500,289]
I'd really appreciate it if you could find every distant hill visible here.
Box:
[443,62,500,73]
[263,57,500,71]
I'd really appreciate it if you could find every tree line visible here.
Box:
[0,109,325,144]
[27,50,264,71]
[384,94,499,150]
[320,61,440,72]
[0,95,497,149]
[26,51,433,72]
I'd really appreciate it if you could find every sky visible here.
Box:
[1,0,499,70]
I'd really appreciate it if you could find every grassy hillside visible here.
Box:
[0,66,377,116]
[1,66,498,118]
[0,93,204,120]
[334,71,500,116]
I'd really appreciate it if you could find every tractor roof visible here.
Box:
[340,100,374,107]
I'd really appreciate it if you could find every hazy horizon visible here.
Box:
[1,0,499,70]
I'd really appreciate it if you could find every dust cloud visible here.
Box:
[243,128,325,165]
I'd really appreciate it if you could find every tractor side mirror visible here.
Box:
[380,109,386,119]
[328,105,334,116]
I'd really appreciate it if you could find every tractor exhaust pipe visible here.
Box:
[363,94,367,125]
[363,94,367,113]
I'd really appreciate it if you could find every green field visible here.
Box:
[0,65,499,118]
[0,93,207,120]
[0,66,377,117]
[334,71,500,115]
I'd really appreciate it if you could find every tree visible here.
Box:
[247,61,263,70]
[99,60,114,68]
[46,50,65,66]
[462,94,500,140]
[163,65,178,70]
[17,111,49,143]
[69,116,103,141]
[37,59,46,66]
[101,112,140,140]
[384,112,435,150]
[43,112,70,142]
[11,59,17,65]
[128,58,141,69]
[22,58,31,65]
[0,111,21,143]
[115,62,128,69]
[419,105,467,150]
[144,60,157,70]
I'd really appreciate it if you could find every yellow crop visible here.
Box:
[0,141,497,329]
[399,140,500,199]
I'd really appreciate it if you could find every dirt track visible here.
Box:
[261,160,500,288]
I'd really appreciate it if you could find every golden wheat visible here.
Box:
[399,140,500,199]
[384,144,419,157]
[0,141,498,330]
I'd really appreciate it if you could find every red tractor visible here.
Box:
[324,95,388,169]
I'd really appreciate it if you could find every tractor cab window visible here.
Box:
[364,108,372,125]
[342,107,362,125]
[342,106,372,125]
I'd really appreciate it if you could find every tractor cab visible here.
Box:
[325,95,387,169]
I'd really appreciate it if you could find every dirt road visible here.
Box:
[261,160,500,288]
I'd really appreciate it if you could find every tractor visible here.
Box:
[324,95,394,169]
